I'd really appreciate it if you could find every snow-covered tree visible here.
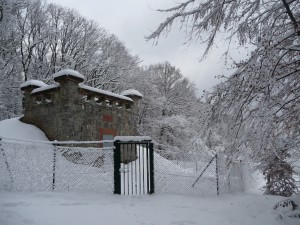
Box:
[129,62,199,155]
[83,34,140,92]
[0,0,26,119]
[13,1,140,89]
[147,0,300,195]
[264,155,296,197]
[0,0,140,119]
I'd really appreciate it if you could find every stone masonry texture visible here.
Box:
[20,76,140,143]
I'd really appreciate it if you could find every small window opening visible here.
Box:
[94,96,103,105]
[125,103,131,110]
[116,101,122,108]
[36,96,43,104]
[106,99,113,107]
[45,94,52,103]
[82,95,92,102]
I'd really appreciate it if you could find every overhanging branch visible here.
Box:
[281,0,299,35]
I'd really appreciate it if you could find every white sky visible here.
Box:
[48,0,248,95]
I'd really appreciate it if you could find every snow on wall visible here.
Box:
[52,69,85,80]
[20,80,47,89]
[31,83,60,94]
[78,83,133,102]
[121,89,143,97]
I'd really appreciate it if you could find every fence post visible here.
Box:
[149,142,155,194]
[113,140,121,194]
[216,154,219,195]
[52,144,57,191]
[0,138,14,190]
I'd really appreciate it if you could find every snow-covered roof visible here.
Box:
[31,83,60,94]
[78,83,133,102]
[20,80,47,89]
[121,89,143,98]
[53,69,85,81]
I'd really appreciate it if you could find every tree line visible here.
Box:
[0,0,201,158]
[147,0,300,196]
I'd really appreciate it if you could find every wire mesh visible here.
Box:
[0,139,114,192]
[154,149,244,196]
[0,139,244,196]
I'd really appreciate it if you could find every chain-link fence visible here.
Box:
[0,139,114,192]
[0,138,244,196]
[154,149,244,196]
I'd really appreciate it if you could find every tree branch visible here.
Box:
[281,0,299,35]
[274,95,300,115]
[0,6,3,23]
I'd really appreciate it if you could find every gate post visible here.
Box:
[149,142,155,194]
[113,140,121,194]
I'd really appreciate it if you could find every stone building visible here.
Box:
[20,69,142,145]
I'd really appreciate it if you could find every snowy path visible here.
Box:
[0,192,292,225]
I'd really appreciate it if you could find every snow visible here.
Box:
[20,80,47,89]
[52,69,85,80]
[121,89,143,97]
[31,83,60,94]
[0,119,298,224]
[0,118,48,141]
[79,83,133,102]
[114,136,151,142]
[0,191,291,225]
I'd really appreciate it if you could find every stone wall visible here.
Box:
[21,77,138,142]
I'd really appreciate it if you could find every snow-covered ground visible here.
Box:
[0,191,290,225]
[1,117,298,225]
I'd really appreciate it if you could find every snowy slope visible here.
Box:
[0,117,113,192]
[0,117,49,141]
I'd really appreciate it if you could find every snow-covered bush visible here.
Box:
[273,194,300,220]
[264,156,297,197]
